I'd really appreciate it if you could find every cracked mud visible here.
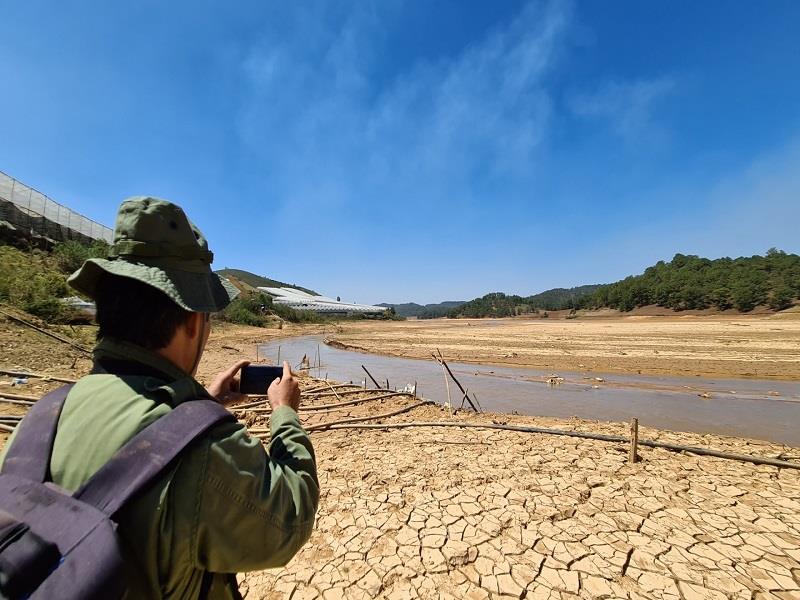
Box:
[238,384,800,599]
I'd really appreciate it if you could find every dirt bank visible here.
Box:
[325,312,800,381]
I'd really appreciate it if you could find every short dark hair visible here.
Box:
[94,274,192,349]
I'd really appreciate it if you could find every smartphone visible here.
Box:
[239,365,284,395]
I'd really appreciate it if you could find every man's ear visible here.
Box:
[183,312,203,340]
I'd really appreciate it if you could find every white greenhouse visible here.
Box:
[257,287,387,315]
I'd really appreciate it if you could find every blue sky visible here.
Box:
[2,1,799,304]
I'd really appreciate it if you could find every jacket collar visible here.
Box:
[92,337,212,405]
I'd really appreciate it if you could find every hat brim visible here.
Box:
[67,258,239,313]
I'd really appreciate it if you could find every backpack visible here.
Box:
[0,385,235,599]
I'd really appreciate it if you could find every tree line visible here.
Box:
[448,249,799,318]
[449,285,601,318]
[581,249,798,312]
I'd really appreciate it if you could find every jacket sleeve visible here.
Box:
[191,406,319,572]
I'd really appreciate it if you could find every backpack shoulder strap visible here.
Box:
[72,399,235,517]
[1,385,74,481]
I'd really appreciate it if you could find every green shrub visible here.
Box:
[217,298,269,326]
[0,246,70,320]
[52,239,109,274]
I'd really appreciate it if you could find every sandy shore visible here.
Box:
[2,313,799,598]
[325,312,800,381]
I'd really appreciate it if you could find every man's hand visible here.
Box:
[207,360,250,407]
[268,361,301,412]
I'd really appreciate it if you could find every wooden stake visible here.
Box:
[629,418,639,464]
[432,349,480,412]
[361,365,381,389]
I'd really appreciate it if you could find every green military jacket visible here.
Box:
[0,338,319,599]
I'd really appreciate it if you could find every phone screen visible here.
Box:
[239,365,283,395]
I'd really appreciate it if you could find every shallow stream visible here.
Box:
[257,335,800,446]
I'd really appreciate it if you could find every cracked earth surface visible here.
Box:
[237,384,800,600]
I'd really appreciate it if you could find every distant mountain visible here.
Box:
[526,285,604,310]
[215,268,318,296]
[378,300,465,319]
[451,285,602,318]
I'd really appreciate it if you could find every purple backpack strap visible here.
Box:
[1,385,74,481]
[72,399,235,517]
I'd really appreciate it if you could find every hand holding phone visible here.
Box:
[239,365,284,395]
[268,362,301,411]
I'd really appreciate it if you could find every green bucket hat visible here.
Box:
[68,196,239,312]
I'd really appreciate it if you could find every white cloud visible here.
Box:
[569,76,676,144]
[237,1,571,221]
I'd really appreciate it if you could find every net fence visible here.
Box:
[0,170,113,245]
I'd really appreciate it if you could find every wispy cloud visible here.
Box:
[237,1,571,225]
[569,76,676,144]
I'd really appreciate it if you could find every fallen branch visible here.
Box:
[0,392,40,402]
[249,400,433,436]
[0,397,35,407]
[302,383,360,396]
[0,309,91,355]
[231,385,395,411]
[0,369,77,384]
[305,400,432,432]
[241,392,412,414]
[306,421,800,470]
[303,387,398,400]
[325,380,342,401]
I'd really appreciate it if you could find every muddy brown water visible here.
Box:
[258,336,800,446]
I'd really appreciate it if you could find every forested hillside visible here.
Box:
[582,249,799,312]
[378,301,464,319]
[450,285,601,318]
[448,250,799,318]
